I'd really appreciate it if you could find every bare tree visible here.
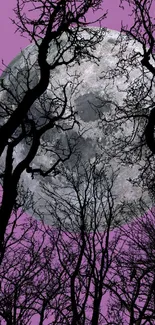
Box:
[1,151,155,324]
[118,0,155,186]
[104,202,155,325]
[0,153,123,325]
[93,0,155,205]
[0,213,67,325]
[0,0,108,260]
[37,153,123,324]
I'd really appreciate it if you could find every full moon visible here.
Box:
[0,27,152,228]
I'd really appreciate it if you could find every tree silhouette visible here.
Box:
[0,134,155,324]
[105,203,155,324]
[1,153,155,324]
[95,0,155,205]
[0,0,108,261]
[0,154,123,324]
[1,2,155,324]
[119,0,155,157]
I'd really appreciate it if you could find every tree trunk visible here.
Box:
[0,179,17,263]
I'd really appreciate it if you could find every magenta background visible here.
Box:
[0,1,154,324]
